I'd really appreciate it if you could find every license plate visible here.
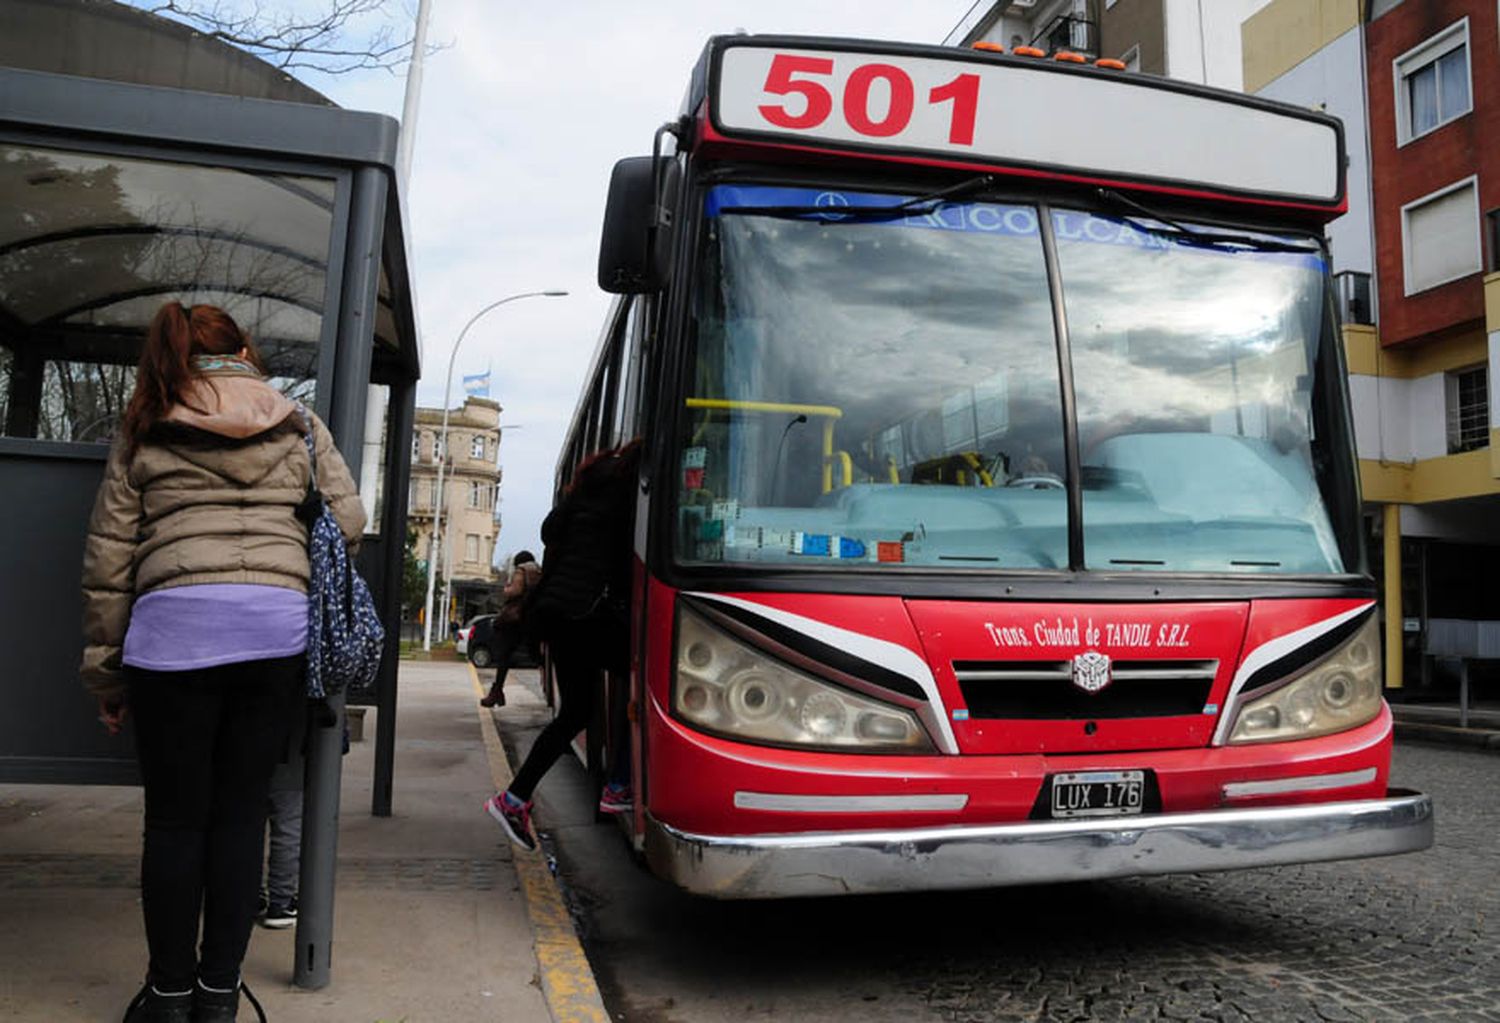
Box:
[1050,770,1145,819]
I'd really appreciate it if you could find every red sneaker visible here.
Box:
[485,792,536,851]
[598,782,633,815]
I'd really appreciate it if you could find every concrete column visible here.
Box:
[1383,502,1403,690]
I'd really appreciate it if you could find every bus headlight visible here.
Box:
[674,606,933,752]
[1227,616,1383,744]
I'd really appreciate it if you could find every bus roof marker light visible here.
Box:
[1012,46,1046,58]
[1095,58,1127,70]
[972,41,1004,52]
[1053,51,1087,63]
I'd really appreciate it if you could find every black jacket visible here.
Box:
[526,463,635,666]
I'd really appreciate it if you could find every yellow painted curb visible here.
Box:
[469,662,610,1023]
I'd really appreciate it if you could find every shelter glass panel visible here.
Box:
[0,142,336,442]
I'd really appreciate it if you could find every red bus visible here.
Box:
[559,35,1432,897]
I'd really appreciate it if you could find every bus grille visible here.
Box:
[952,659,1218,720]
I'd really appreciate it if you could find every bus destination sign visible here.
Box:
[711,43,1344,210]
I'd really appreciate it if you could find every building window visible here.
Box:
[471,435,485,459]
[1445,366,1488,454]
[465,534,480,563]
[1394,19,1470,145]
[1401,176,1481,295]
[411,432,421,460]
[1120,45,1140,72]
[432,434,444,463]
[467,480,483,508]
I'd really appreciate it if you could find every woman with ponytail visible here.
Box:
[81,302,365,1022]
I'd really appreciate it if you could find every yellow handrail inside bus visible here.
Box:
[834,451,853,489]
[685,398,844,493]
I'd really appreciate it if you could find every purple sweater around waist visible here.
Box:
[123,583,308,672]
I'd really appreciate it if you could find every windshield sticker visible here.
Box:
[706,185,1040,238]
[705,186,1324,269]
[985,616,1194,650]
[877,541,905,563]
[682,446,707,469]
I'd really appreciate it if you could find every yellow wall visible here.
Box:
[1486,272,1500,334]
[1242,0,1361,93]
[1342,323,1488,380]
[1361,449,1500,505]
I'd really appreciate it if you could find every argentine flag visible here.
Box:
[462,369,491,398]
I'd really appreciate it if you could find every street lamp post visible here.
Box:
[422,290,566,651]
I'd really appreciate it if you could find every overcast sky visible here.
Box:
[296,2,978,563]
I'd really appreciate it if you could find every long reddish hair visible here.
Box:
[121,302,265,454]
[565,438,642,498]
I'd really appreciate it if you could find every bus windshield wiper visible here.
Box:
[1094,188,1321,255]
[719,175,997,221]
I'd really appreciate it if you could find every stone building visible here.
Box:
[409,396,503,631]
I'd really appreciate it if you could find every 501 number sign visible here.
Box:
[756,54,980,145]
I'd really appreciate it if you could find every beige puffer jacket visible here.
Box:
[80,360,365,698]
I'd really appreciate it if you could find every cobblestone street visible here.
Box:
[528,729,1498,1023]
[899,743,1497,1022]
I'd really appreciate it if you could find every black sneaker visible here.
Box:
[260,895,297,930]
[193,979,267,1023]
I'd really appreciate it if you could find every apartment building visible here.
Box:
[1243,0,1500,699]
[408,396,504,628]
[947,0,1271,89]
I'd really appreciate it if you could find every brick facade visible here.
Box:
[1367,0,1500,347]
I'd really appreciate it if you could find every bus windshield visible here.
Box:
[677,184,1345,575]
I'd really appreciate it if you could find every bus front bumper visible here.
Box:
[643,789,1433,899]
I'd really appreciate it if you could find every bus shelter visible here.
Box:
[0,26,419,987]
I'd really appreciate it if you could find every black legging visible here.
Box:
[128,655,303,990]
[509,644,603,802]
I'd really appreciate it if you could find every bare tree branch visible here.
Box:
[128,0,430,75]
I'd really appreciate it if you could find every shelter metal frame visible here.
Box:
[0,65,420,989]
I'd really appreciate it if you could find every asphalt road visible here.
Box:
[496,678,1498,1023]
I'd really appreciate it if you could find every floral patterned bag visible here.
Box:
[295,406,384,701]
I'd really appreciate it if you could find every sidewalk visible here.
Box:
[0,661,600,1022]
[1391,701,1500,751]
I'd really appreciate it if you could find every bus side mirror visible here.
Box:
[598,156,679,294]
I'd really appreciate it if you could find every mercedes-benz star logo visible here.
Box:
[813,191,850,220]
[1071,651,1113,694]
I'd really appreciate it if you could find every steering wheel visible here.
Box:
[1005,473,1064,490]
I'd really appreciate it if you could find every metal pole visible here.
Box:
[421,291,567,650]
[396,0,434,190]
[296,166,385,990]
[1459,659,1470,729]
[372,378,416,818]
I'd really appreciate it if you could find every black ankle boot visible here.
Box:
[191,980,237,1022]
[122,982,192,1023]
[480,683,505,707]
[192,979,266,1023]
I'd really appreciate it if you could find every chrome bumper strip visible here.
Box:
[644,789,1433,899]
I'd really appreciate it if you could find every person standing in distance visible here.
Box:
[82,302,364,1022]
[478,549,542,708]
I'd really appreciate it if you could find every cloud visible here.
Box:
[306,2,989,559]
